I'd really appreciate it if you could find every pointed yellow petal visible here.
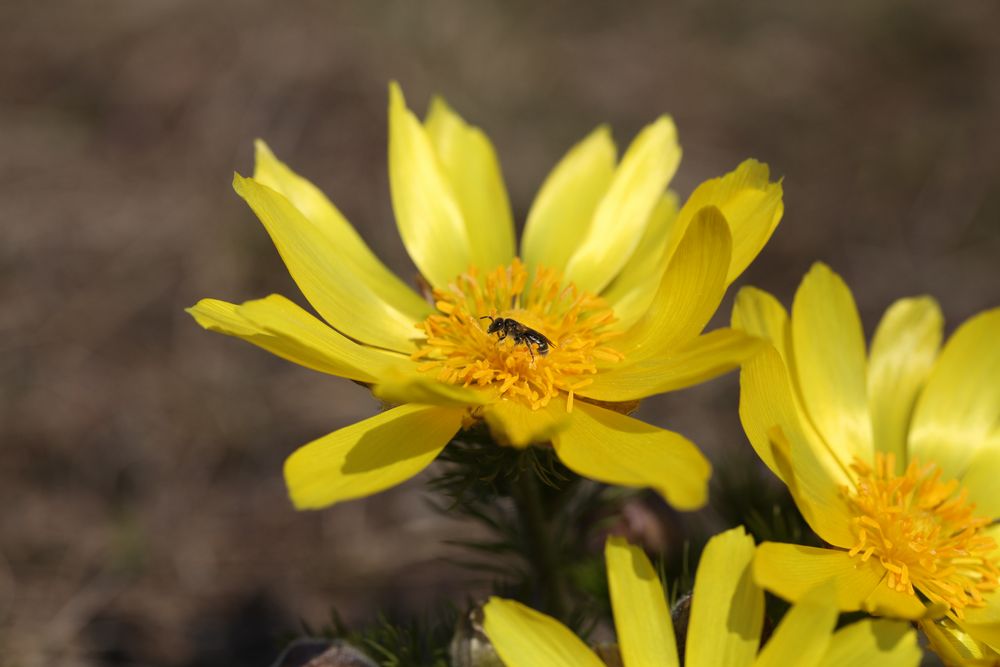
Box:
[753,543,925,618]
[686,526,762,667]
[817,620,921,667]
[372,369,489,408]
[283,404,463,509]
[731,286,791,363]
[232,174,422,352]
[791,263,874,468]
[481,399,571,448]
[604,537,679,667]
[920,618,1000,666]
[867,296,943,468]
[615,206,732,360]
[521,126,616,278]
[753,582,838,667]
[481,598,605,667]
[733,285,856,546]
[909,307,1000,480]
[187,295,407,382]
[424,96,515,271]
[564,116,682,294]
[672,159,783,285]
[958,446,1000,518]
[580,328,764,402]
[962,587,1000,651]
[252,140,431,322]
[600,192,680,330]
[388,82,472,288]
[552,402,710,510]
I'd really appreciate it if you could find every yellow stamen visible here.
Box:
[412,259,623,412]
[844,452,999,617]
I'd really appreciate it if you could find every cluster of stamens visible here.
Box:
[411,259,623,411]
[844,452,999,617]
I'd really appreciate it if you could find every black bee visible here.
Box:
[480,316,555,360]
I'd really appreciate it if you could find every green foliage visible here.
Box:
[309,607,458,667]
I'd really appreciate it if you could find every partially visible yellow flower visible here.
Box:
[732,262,1000,663]
[482,527,921,667]
[187,82,783,511]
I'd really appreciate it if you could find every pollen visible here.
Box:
[411,259,623,411]
[844,452,999,618]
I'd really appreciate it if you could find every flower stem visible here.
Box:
[514,456,569,620]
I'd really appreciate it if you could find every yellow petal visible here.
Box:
[753,543,926,619]
[187,295,406,382]
[579,328,764,402]
[552,402,710,510]
[520,126,616,278]
[283,404,463,509]
[481,597,605,667]
[909,307,1000,480]
[672,159,783,285]
[604,537,679,667]
[372,369,490,408]
[564,116,682,294]
[817,619,921,667]
[962,588,1000,651]
[731,286,791,363]
[388,82,472,288]
[920,617,1000,666]
[233,174,422,352]
[424,96,516,271]
[686,526,762,667]
[615,206,732,360]
[734,286,856,546]
[957,445,1000,519]
[791,263,874,469]
[600,192,680,331]
[752,582,838,667]
[481,399,570,448]
[769,416,856,548]
[867,296,943,469]
[251,140,431,323]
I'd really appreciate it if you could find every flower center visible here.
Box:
[844,452,999,617]
[411,259,623,411]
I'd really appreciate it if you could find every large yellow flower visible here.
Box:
[482,527,921,667]
[732,262,1000,663]
[187,82,783,511]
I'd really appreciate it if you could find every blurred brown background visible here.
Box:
[2,0,998,665]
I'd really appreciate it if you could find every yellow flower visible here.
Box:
[187,82,783,511]
[482,527,921,667]
[732,262,1000,663]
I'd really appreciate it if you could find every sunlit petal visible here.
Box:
[752,582,837,667]
[817,619,921,667]
[187,295,407,382]
[579,328,763,402]
[252,140,431,322]
[614,206,732,359]
[424,96,516,271]
[482,399,570,448]
[564,116,681,294]
[482,598,605,667]
[671,159,783,285]
[388,82,472,287]
[233,174,422,352]
[605,537,679,667]
[791,262,874,469]
[686,526,762,667]
[521,126,616,278]
[284,404,463,509]
[552,402,710,510]
[909,307,1000,480]
[867,296,943,469]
